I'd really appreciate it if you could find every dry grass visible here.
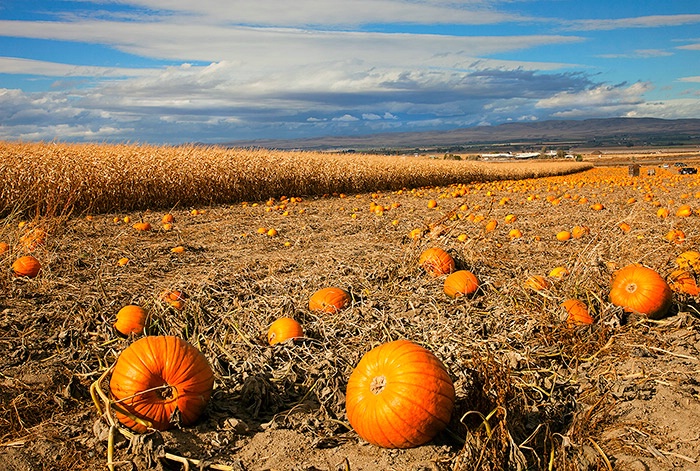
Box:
[0,141,590,217]
[3,155,700,470]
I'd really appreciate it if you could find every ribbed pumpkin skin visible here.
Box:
[443,270,479,298]
[309,287,350,313]
[419,248,455,276]
[114,305,147,336]
[267,317,304,345]
[609,265,672,319]
[109,336,214,433]
[345,340,455,449]
[12,255,41,278]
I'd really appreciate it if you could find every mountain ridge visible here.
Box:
[218,117,700,151]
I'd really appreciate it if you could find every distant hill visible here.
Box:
[220,117,700,151]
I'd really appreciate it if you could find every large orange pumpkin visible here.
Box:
[345,339,455,449]
[12,255,41,278]
[418,248,455,276]
[609,265,672,319]
[109,336,214,433]
[267,317,304,345]
[309,287,351,313]
[114,305,147,336]
[443,270,479,298]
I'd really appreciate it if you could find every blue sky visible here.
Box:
[0,1,699,144]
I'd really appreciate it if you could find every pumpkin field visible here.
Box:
[2,142,700,471]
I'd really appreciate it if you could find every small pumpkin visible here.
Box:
[556,230,571,241]
[548,266,570,279]
[418,248,455,276]
[561,299,594,327]
[484,219,498,232]
[162,213,175,224]
[114,305,147,336]
[309,287,351,313]
[508,228,523,240]
[160,290,186,310]
[20,228,47,251]
[676,251,700,272]
[618,222,631,233]
[668,269,699,296]
[12,255,41,278]
[443,270,479,298]
[0,241,9,255]
[267,317,304,345]
[525,275,550,292]
[609,264,672,319]
[133,222,152,231]
[571,225,590,239]
[109,336,214,433]
[676,205,693,217]
[345,339,455,449]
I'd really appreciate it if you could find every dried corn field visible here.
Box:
[0,142,590,217]
[3,142,700,471]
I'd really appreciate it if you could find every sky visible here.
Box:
[0,1,699,144]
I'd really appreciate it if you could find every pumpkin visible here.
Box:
[656,208,669,218]
[162,213,175,224]
[12,255,41,278]
[525,275,550,292]
[267,317,304,345]
[676,251,700,272]
[676,205,693,217]
[548,266,570,279]
[618,222,631,233]
[114,305,147,336]
[484,219,498,232]
[161,290,186,310]
[609,264,672,319]
[508,228,522,240]
[345,339,455,449]
[561,299,594,327]
[556,230,571,241]
[443,270,479,298]
[0,241,9,255]
[668,269,699,296]
[309,287,351,313]
[418,248,455,276]
[109,336,214,433]
[665,229,686,244]
[133,222,152,231]
[20,228,47,251]
[571,225,590,239]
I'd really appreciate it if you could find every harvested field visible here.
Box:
[1,147,700,471]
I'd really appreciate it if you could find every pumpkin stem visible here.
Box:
[625,283,637,294]
[156,383,175,401]
[370,375,386,395]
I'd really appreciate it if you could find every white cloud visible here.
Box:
[564,14,700,31]
[83,0,527,26]
[679,76,700,83]
[677,43,700,51]
[597,49,674,59]
[0,56,162,77]
[332,114,359,122]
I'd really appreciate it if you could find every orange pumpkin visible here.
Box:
[0,241,9,255]
[484,219,498,232]
[12,255,41,278]
[345,339,455,448]
[160,290,186,310]
[609,265,672,319]
[618,222,631,233]
[561,299,594,327]
[548,266,570,279]
[443,270,479,298]
[676,251,700,272]
[114,305,147,336]
[109,336,214,433]
[668,269,699,296]
[20,228,47,251]
[161,213,175,224]
[133,222,152,231]
[556,231,571,241]
[267,317,304,345]
[309,287,351,313]
[525,275,550,292]
[676,205,693,217]
[571,225,590,239]
[418,248,455,276]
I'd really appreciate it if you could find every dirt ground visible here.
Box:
[2,163,700,470]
